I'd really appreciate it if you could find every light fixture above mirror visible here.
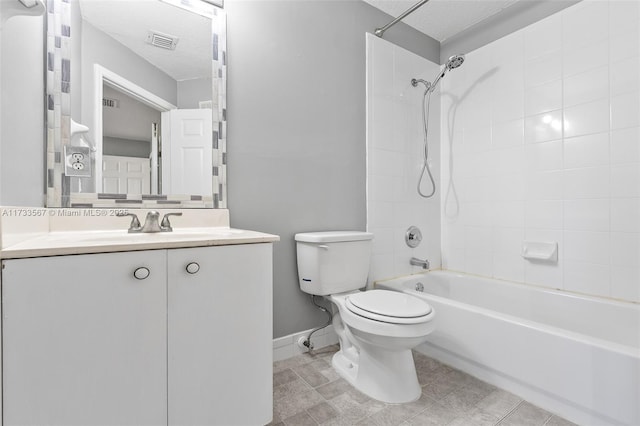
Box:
[202,0,224,8]
[159,0,223,17]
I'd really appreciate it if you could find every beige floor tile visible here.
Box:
[307,401,340,424]
[500,401,553,426]
[272,349,573,426]
[316,378,353,399]
[421,371,461,401]
[274,368,299,387]
[274,388,326,420]
[274,377,314,401]
[440,386,489,413]
[367,392,431,426]
[293,363,331,388]
[283,410,318,426]
[475,388,522,419]
[274,353,315,373]
[544,415,578,426]
[403,399,461,426]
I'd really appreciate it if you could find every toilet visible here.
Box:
[295,231,435,404]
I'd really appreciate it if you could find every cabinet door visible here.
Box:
[168,243,273,426]
[2,251,167,426]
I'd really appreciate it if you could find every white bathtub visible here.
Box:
[375,270,640,426]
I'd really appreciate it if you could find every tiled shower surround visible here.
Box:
[439,0,640,303]
[359,3,638,424]
[366,34,442,284]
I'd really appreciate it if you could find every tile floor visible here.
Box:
[270,345,576,426]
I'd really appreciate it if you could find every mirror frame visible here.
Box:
[45,0,227,209]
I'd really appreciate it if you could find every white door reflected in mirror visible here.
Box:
[161,109,213,195]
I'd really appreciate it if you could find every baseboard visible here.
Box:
[273,325,339,362]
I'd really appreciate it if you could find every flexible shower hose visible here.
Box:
[417,88,437,198]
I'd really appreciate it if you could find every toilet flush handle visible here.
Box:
[318,245,329,250]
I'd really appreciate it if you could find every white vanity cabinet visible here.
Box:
[1,243,273,426]
[167,244,273,425]
[2,250,167,426]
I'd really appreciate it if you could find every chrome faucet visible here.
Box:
[117,211,182,233]
[140,211,163,233]
[410,257,430,270]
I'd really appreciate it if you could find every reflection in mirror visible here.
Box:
[101,81,162,195]
[45,0,226,208]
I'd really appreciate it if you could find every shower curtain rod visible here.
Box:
[374,0,431,38]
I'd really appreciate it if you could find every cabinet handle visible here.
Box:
[133,267,150,280]
[186,262,200,274]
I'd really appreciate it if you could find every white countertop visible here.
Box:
[0,207,279,259]
[0,227,279,259]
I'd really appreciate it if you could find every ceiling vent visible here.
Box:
[146,31,179,50]
[103,97,119,108]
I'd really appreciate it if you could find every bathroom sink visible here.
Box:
[0,216,279,259]
[45,227,246,245]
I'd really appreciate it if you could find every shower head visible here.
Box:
[428,53,465,92]
[446,54,465,70]
[411,54,465,93]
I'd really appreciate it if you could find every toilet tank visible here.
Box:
[295,231,374,296]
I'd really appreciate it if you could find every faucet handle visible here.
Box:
[405,226,422,248]
[161,212,183,231]
[116,212,141,232]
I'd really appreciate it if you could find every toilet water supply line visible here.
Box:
[302,295,333,351]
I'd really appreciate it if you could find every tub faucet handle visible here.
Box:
[405,226,422,248]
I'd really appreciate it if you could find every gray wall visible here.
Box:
[102,85,160,143]
[441,0,581,62]
[78,20,177,139]
[103,137,150,158]
[225,0,440,338]
[177,77,212,109]
[0,13,44,206]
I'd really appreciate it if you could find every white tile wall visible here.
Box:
[441,0,640,302]
[366,34,441,284]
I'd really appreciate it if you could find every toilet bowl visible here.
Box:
[295,231,436,403]
[330,290,435,403]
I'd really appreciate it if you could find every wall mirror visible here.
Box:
[45,0,226,208]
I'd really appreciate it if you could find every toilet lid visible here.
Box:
[345,290,432,324]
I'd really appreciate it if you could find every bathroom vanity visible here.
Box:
[0,208,278,426]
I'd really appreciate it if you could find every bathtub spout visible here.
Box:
[410,257,430,269]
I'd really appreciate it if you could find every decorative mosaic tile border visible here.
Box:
[46,3,227,209]
[70,193,214,209]
[211,7,227,208]
[45,0,71,208]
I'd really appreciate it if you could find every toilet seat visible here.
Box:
[345,290,432,324]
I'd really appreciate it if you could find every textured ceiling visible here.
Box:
[79,0,212,81]
[363,0,525,42]
[80,0,563,79]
